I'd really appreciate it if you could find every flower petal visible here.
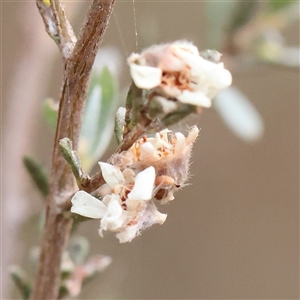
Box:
[177,90,212,107]
[100,195,124,232]
[99,162,125,189]
[127,166,155,200]
[152,210,167,225]
[116,224,139,243]
[71,191,107,219]
[174,132,186,153]
[129,64,162,89]
[208,66,232,89]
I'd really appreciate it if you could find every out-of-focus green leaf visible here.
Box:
[79,66,118,172]
[9,265,32,300]
[227,1,258,36]
[204,1,237,48]
[43,98,58,129]
[214,86,264,143]
[23,156,49,197]
[268,0,294,11]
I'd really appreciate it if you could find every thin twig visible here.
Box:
[36,0,76,59]
[32,1,115,299]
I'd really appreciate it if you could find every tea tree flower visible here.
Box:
[111,126,199,203]
[71,164,166,243]
[128,41,232,108]
[71,126,198,242]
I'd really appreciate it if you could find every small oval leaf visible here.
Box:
[214,86,264,143]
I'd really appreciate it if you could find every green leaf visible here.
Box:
[162,104,196,127]
[43,98,58,130]
[9,265,32,300]
[79,67,118,172]
[59,138,83,185]
[114,107,126,145]
[268,0,294,11]
[226,1,258,36]
[124,82,144,132]
[23,156,49,197]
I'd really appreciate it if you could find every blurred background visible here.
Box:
[2,1,299,299]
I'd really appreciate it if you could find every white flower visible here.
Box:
[111,126,199,203]
[71,164,167,243]
[128,41,232,108]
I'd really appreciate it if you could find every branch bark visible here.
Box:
[32,1,115,299]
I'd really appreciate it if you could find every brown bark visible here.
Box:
[31,1,115,299]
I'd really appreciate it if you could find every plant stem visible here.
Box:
[31,1,115,299]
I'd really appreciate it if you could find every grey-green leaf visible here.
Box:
[23,156,49,197]
[268,0,294,11]
[43,98,58,130]
[9,265,32,300]
[214,86,264,143]
[59,138,83,183]
[80,67,118,172]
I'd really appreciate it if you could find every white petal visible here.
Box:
[140,201,167,228]
[172,45,198,69]
[177,90,212,107]
[99,162,125,189]
[174,132,186,153]
[153,211,167,225]
[128,167,155,200]
[209,67,232,89]
[186,126,199,144]
[130,64,162,89]
[139,142,160,161]
[153,95,177,113]
[153,130,169,148]
[71,191,107,219]
[100,195,124,232]
[116,224,139,243]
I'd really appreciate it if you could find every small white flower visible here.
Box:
[111,126,199,203]
[128,40,232,108]
[71,165,167,243]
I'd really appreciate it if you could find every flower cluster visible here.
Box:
[111,125,199,203]
[128,40,232,109]
[71,163,166,243]
[71,127,198,242]
[70,41,232,243]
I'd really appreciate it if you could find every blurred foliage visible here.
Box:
[9,266,32,300]
[43,98,58,130]
[23,156,49,197]
[205,0,299,142]
[268,0,295,11]
[214,87,264,143]
[79,66,118,172]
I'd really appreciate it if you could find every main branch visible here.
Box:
[32,1,115,299]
